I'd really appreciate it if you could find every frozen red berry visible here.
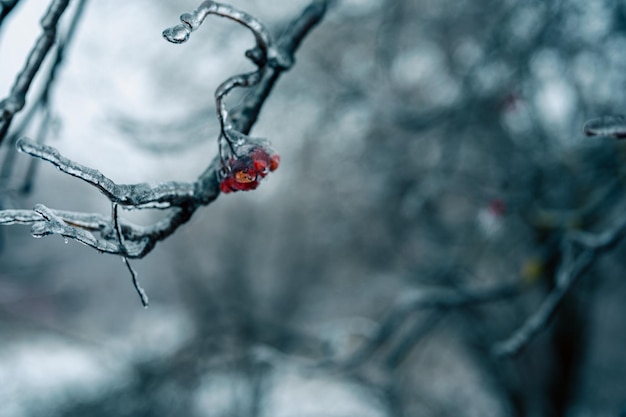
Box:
[269,154,280,171]
[219,142,279,193]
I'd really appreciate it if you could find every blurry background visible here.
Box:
[1,0,626,416]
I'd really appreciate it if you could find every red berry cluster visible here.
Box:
[220,144,280,193]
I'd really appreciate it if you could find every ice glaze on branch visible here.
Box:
[0,1,327,265]
[17,138,198,208]
[163,1,272,53]
[162,0,297,175]
[583,115,626,139]
[162,1,327,193]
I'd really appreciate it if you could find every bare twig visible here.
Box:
[0,0,70,143]
[113,203,149,307]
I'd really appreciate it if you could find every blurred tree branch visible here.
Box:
[0,0,70,143]
[0,0,21,28]
[491,119,626,358]
[494,211,626,357]
[342,283,521,369]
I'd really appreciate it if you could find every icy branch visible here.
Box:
[583,115,626,139]
[0,0,327,266]
[0,208,43,225]
[0,0,70,143]
[163,0,301,169]
[17,138,198,208]
[162,0,325,195]
[30,203,120,252]
[162,0,273,59]
[2,137,219,258]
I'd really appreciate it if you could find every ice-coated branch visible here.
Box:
[0,207,108,229]
[583,115,626,139]
[0,208,43,225]
[0,0,70,144]
[17,138,198,208]
[30,203,121,252]
[163,0,296,159]
[493,213,626,357]
[215,70,263,152]
[0,200,205,259]
[0,203,197,259]
[163,0,329,135]
[2,136,221,261]
[162,0,273,59]
[163,0,325,192]
[0,0,327,266]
